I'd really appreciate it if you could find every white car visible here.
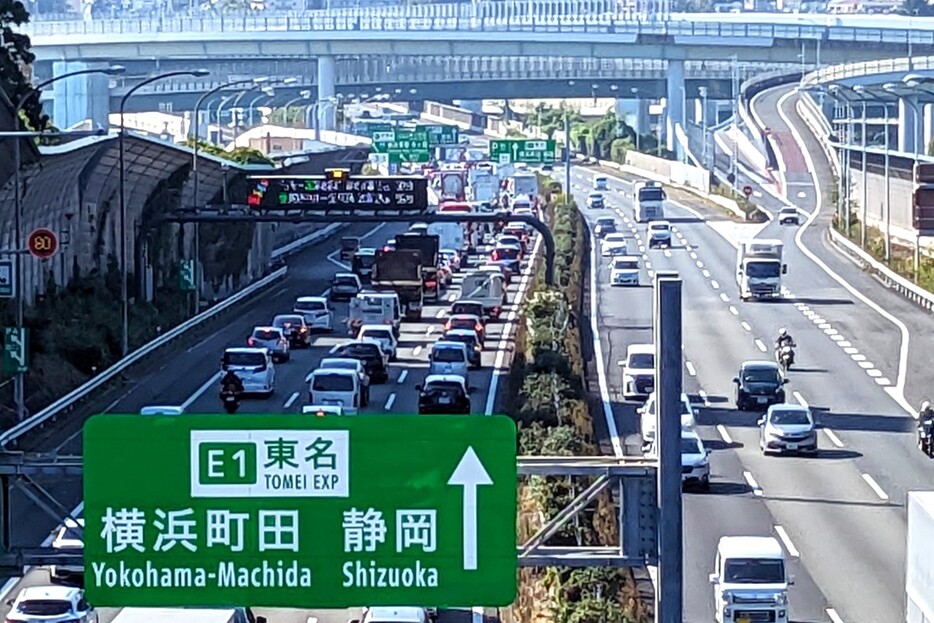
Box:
[609,256,640,286]
[593,176,608,190]
[358,325,399,361]
[222,347,276,397]
[640,391,696,447]
[50,518,84,585]
[316,357,371,406]
[303,405,344,416]
[647,220,672,248]
[248,326,290,363]
[619,343,655,400]
[139,406,184,416]
[293,296,333,332]
[587,192,605,209]
[601,233,629,257]
[681,428,711,491]
[7,586,97,623]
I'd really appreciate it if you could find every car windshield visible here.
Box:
[334,276,358,286]
[638,187,664,202]
[605,235,626,242]
[273,316,302,327]
[723,559,786,584]
[340,344,379,359]
[361,329,392,341]
[496,247,520,260]
[744,368,779,384]
[252,329,281,340]
[629,353,654,368]
[650,223,669,231]
[747,262,781,279]
[321,360,355,371]
[434,348,465,363]
[613,260,639,270]
[453,304,483,316]
[770,409,812,426]
[295,300,325,311]
[312,374,355,392]
[354,254,376,268]
[597,219,615,227]
[17,600,73,616]
[450,318,478,330]
[225,352,264,367]
[680,438,703,455]
[424,382,465,397]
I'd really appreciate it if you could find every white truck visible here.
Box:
[907,491,934,623]
[709,536,792,623]
[428,222,466,253]
[736,239,787,301]
[469,172,497,204]
[633,181,665,223]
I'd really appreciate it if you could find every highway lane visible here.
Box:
[0,212,541,623]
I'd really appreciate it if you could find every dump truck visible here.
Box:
[736,239,787,300]
[371,249,424,321]
[395,233,442,303]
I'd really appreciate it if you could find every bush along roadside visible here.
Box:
[506,196,650,623]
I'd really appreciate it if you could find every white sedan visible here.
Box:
[601,233,629,257]
[609,256,640,286]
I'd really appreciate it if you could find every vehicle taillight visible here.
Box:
[492,250,499,261]
[247,337,256,346]
[476,323,483,332]
[426,280,437,287]
[315,410,327,418]
[444,321,452,331]
[279,339,287,346]
[493,306,501,314]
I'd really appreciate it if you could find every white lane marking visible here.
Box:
[648,269,655,278]
[448,292,457,302]
[641,254,649,261]
[384,393,396,410]
[831,334,845,341]
[717,424,732,444]
[876,377,892,386]
[824,328,838,336]
[844,347,859,354]
[867,369,883,378]
[824,428,845,448]
[638,245,646,253]
[744,471,763,496]
[702,269,711,278]
[719,293,729,302]
[327,251,350,270]
[741,321,752,332]
[645,260,653,269]
[588,232,624,457]
[811,317,825,324]
[413,345,423,357]
[838,340,852,347]
[774,525,800,557]
[818,323,832,330]
[711,280,720,290]
[698,389,711,407]
[861,473,889,500]
[181,371,222,410]
[695,260,704,268]
[793,392,809,408]
[858,361,875,369]
[284,391,299,408]
[664,249,672,257]
[729,305,739,316]
[685,361,697,376]
[826,608,845,623]
[690,251,698,260]
[397,370,408,384]
[779,90,912,416]
[754,339,767,352]
[436,309,447,318]
[851,353,866,361]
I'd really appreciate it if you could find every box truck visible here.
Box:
[372,249,424,321]
[736,239,787,300]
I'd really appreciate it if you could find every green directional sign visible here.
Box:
[424,125,460,147]
[83,414,517,608]
[2,327,27,374]
[178,259,195,292]
[489,139,557,165]
[371,129,431,163]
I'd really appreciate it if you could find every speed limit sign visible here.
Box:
[27,228,58,260]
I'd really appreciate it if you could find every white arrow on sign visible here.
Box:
[447,446,493,571]
[511,142,519,162]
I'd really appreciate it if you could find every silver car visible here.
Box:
[248,326,290,363]
[759,404,818,454]
[317,357,371,406]
[428,341,470,381]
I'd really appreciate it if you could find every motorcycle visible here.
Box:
[775,344,795,371]
[919,420,934,457]
[220,388,241,414]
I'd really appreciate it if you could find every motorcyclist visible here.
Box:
[919,401,934,437]
[221,370,244,395]
[775,327,796,350]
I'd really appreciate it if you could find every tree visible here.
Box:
[902,0,934,15]
[0,0,47,131]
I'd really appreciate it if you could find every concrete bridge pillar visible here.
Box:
[665,59,685,157]
[899,96,922,154]
[316,55,337,132]
[52,61,111,129]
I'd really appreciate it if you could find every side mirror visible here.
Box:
[788,576,796,586]
[468,386,477,393]
[415,384,422,392]
[349,619,362,623]
[256,617,267,623]
[708,573,719,585]
[782,264,788,275]
[705,449,712,455]
[783,378,790,384]
[757,417,765,426]
[732,377,740,384]
[617,360,626,367]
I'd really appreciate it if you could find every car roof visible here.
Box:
[767,403,810,414]
[717,536,784,560]
[273,314,302,320]
[779,206,797,212]
[356,247,377,254]
[312,367,357,377]
[303,405,343,414]
[296,296,327,303]
[681,428,703,443]
[612,256,641,263]
[424,374,467,386]
[449,313,482,321]
[445,329,477,338]
[433,340,468,350]
[334,272,358,279]
[140,406,185,415]
[225,347,268,355]
[17,585,81,602]
[649,220,671,226]
[454,299,484,306]
[596,217,615,223]
[494,243,521,250]
[627,343,655,355]
[252,326,281,332]
[356,338,384,348]
[604,233,627,240]
[743,360,781,370]
[359,325,394,333]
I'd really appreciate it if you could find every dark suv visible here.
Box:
[733,360,788,411]
[417,375,471,414]
[332,341,389,384]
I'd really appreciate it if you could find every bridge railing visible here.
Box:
[802,55,934,87]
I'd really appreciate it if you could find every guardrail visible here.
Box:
[0,222,345,447]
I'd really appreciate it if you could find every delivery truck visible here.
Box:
[439,170,466,201]
[372,249,424,321]
[633,181,665,223]
[907,491,934,623]
[428,222,466,254]
[395,233,442,303]
[469,171,497,204]
[736,239,787,301]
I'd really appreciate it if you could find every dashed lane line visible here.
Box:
[774,525,800,557]
[284,391,299,409]
[685,361,697,376]
[698,389,711,407]
[413,345,423,357]
[729,305,739,316]
[744,471,764,497]
[702,269,711,278]
[824,428,845,448]
[695,260,704,268]
[741,321,752,332]
[793,391,809,408]
[384,393,396,410]
[717,424,733,444]
[851,353,866,361]
[826,609,845,623]
[754,339,767,352]
[397,370,408,384]
[719,293,729,302]
[861,473,889,500]
[711,280,720,290]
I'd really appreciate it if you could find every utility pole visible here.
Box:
[730,55,739,189]
[564,112,572,203]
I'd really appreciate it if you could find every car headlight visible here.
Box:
[774,593,788,605]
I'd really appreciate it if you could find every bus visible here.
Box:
[633,181,666,223]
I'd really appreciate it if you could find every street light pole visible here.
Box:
[119,69,210,356]
[9,64,125,422]
[699,85,709,170]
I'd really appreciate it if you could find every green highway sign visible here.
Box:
[371,129,432,163]
[424,125,459,147]
[489,139,557,164]
[2,327,27,374]
[84,414,518,608]
[178,259,195,292]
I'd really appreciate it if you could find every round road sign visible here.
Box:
[27,228,58,260]
[743,185,753,197]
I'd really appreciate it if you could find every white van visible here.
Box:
[358,607,431,623]
[639,391,697,450]
[109,608,264,623]
[459,272,507,319]
[349,293,401,336]
[428,341,470,380]
[222,348,275,397]
[307,368,361,414]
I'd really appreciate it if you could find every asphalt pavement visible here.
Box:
[569,161,923,623]
[0,213,539,623]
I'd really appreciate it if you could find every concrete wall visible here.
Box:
[624,151,709,192]
[847,148,915,239]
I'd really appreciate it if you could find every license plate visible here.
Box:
[757,396,767,404]
[439,397,451,405]
[786,443,798,451]
[737,618,751,623]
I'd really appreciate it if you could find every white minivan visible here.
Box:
[222,348,275,397]
[428,341,470,380]
[349,293,401,336]
[459,272,507,320]
[307,368,361,414]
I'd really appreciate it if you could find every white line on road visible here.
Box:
[824,328,838,336]
[413,345,423,357]
[717,424,732,444]
[755,339,767,352]
[744,471,763,496]
[645,260,653,269]
[729,305,739,316]
[719,293,729,302]
[685,361,697,376]
[698,389,711,406]
[858,360,875,369]
[397,370,408,384]
[851,353,866,361]
[823,428,845,448]
[663,249,672,257]
[448,292,457,302]
[690,252,698,260]
[831,334,845,341]
[861,473,889,500]
[702,269,711,278]
[876,377,892,386]
[844,347,859,354]
[426,326,435,336]
[793,391,809,408]
[741,321,752,332]
[284,391,299,408]
[384,393,396,410]
[838,340,852,348]
[181,371,221,410]
[436,309,446,318]
[818,322,832,330]
[711,280,720,290]
[867,368,883,378]
[774,525,800,557]
[826,608,845,623]
[695,260,704,268]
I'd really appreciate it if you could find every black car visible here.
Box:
[417,375,472,415]
[594,218,617,238]
[442,329,482,369]
[271,314,311,348]
[733,360,788,411]
[332,342,389,384]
